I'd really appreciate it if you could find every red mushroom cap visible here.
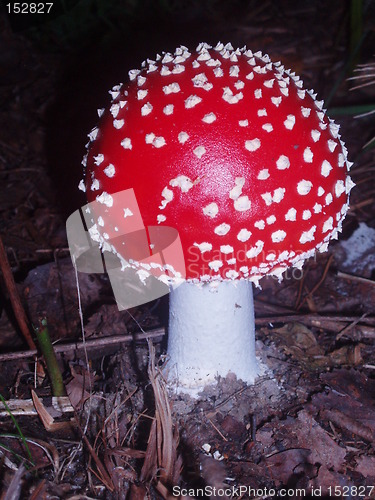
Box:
[82,42,354,285]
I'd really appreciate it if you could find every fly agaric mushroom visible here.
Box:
[80,42,354,395]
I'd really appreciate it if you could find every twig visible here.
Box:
[206,417,228,442]
[0,328,165,362]
[337,270,375,286]
[74,416,114,492]
[320,409,373,443]
[0,395,73,417]
[2,465,25,500]
[256,313,375,325]
[255,314,375,336]
[296,254,334,310]
[336,313,369,340]
[349,197,375,211]
[0,235,36,350]
[294,262,308,309]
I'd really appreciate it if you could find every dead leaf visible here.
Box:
[66,364,96,410]
[329,344,363,367]
[263,410,346,485]
[321,369,375,404]
[296,410,346,470]
[272,322,328,370]
[266,448,313,486]
[32,390,73,432]
[321,409,373,443]
[355,455,375,478]
[308,466,354,496]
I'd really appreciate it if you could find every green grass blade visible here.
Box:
[0,395,35,465]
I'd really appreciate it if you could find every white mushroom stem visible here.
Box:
[166,280,259,396]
